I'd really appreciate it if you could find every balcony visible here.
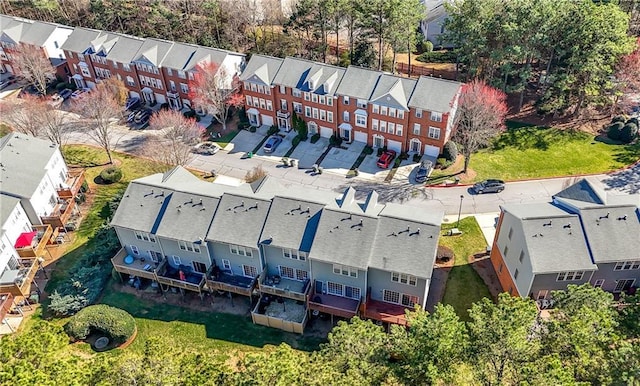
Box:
[56,169,86,200]
[258,274,310,302]
[251,295,308,334]
[110,248,158,281]
[155,260,206,293]
[206,265,259,297]
[15,225,54,258]
[362,292,410,326]
[308,286,361,320]
[41,198,76,229]
[0,258,38,297]
[0,293,14,322]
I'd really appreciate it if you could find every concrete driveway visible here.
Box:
[256,130,294,160]
[356,154,388,180]
[228,125,270,154]
[319,141,365,175]
[393,155,437,184]
[290,137,329,169]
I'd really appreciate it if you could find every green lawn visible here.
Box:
[470,126,639,181]
[440,217,492,321]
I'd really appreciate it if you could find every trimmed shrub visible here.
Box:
[399,151,409,160]
[608,122,624,140]
[267,125,279,136]
[330,134,343,147]
[437,157,452,169]
[65,305,136,346]
[292,135,301,147]
[442,141,458,163]
[183,109,197,119]
[412,153,421,163]
[310,133,321,144]
[612,116,626,124]
[363,145,374,155]
[416,50,457,63]
[249,126,257,133]
[160,102,169,110]
[394,157,402,167]
[100,167,122,184]
[620,123,639,143]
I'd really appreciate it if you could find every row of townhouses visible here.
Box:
[1,14,463,156]
[490,178,640,303]
[0,133,86,321]
[240,55,462,155]
[109,166,444,332]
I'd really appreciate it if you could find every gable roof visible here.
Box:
[161,41,197,70]
[0,15,27,43]
[133,38,173,67]
[0,132,59,199]
[154,190,219,243]
[260,196,325,251]
[206,193,272,247]
[577,205,640,263]
[20,20,64,46]
[110,181,172,234]
[368,203,443,278]
[502,203,597,273]
[60,27,102,52]
[272,57,345,95]
[0,193,22,229]
[183,46,231,71]
[408,76,462,112]
[335,66,381,100]
[369,74,417,110]
[554,178,606,207]
[240,55,284,85]
[105,34,145,64]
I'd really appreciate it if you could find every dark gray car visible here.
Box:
[473,179,505,194]
[415,160,433,183]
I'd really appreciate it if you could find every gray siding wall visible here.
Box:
[495,213,535,296]
[114,227,163,261]
[159,238,212,271]
[590,263,640,293]
[310,259,366,296]
[208,241,262,277]
[367,268,427,308]
[530,272,593,299]
[262,244,310,277]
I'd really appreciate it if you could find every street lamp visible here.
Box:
[457,194,464,228]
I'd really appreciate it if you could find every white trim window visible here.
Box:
[293,102,303,113]
[355,114,367,127]
[396,124,403,136]
[312,94,318,103]
[221,259,231,270]
[312,108,319,119]
[280,99,287,111]
[126,76,135,86]
[296,269,309,281]
[372,119,379,131]
[134,231,156,242]
[172,255,182,265]
[319,95,326,104]
[402,294,419,307]
[130,245,139,255]
[178,240,200,253]
[614,261,640,271]
[283,249,307,261]
[279,266,294,279]
[305,106,312,117]
[343,96,349,105]
[327,281,343,296]
[428,126,441,140]
[327,97,333,106]
[266,100,273,111]
[391,272,417,286]
[413,123,421,135]
[327,112,334,123]
[398,110,404,119]
[557,271,584,281]
[357,99,367,109]
[293,88,301,98]
[123,63,131,72]
[333,264,357,278]
[415,109,423,118]
[430,111,442,122]
[593,279,605,288]
[383,289,400,304]
[304,92,310,101]
[383,289,419,307]
[320,110,326,121]
[373,104,379,114]
[229,244,253,257]
[279,85,286,94]
[345,286,361,300]
[243,265,258,278]
[389,107,396,118]
[180,83,189,93]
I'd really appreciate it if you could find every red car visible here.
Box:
[376,150,397,168]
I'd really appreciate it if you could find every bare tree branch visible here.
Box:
[11,45,56,96]
[144,109,202,167]
[0,94,44,137]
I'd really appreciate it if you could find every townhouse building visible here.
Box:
[490,178,640,302]
[110,166,444,333]
[0,14,73,78]
[240,54,462,156]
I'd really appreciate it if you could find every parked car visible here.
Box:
[0,75,16,90]
[134,108,152,124]
[58,88,73,99]
[127,109,141,123]
[473,179,505,194]
[70,87,91,100]
[125,96,141,111]
[377,149,397,168]
[49,93,63,107]
[263,135,283,153]
[192,141,221,155]
[415,160,433,183]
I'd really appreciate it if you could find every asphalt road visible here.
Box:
[65,125,639,215]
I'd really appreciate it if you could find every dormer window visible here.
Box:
[308,80,315,89]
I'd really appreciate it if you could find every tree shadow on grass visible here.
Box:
[492,127,586,152]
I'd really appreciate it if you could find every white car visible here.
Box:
[70,87,91,100]
[192,142,221,155]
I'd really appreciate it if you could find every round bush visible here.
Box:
[620,123,638,144]
[65,305,136,345]
[442,141,458,162]
[100,166,122,184]
[612,115,626,124]
[608,122,624,140]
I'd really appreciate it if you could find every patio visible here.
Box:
[111,248,158,281]
[259,276,310,302]
[362,297,410,326]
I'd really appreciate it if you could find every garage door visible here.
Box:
[387,139,402,153]
[320,126,333,138]
[354,131,367,143]
[155,93,166,104]
[424,145,440,157]
[128,91,140,99]
[261,114,274,127]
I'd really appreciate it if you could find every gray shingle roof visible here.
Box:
[161,42,197,70]
[60,27,102,52]
[0,15,26,43]
[502,203,597,273]
[577,206,640,263]
[154,190,219,243]
[133,38,173,67]
[239,54,284,84]
[259,196,325,251]
[368,203,443,278]
[554,179,605,206]
[105,34,145,64]
[272,57,345,95]
[309,208,378,269]
[184,46,230,71]
[19,21,58,46]
[335,66,381,100]
[134,166,251,198]
[206,193,272,247]
[370,74,417,110]
[408,76,462,112]
[0,193,21,228]
[0,132,58,199]
[110,182,171,233]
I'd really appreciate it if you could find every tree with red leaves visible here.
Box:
[188,62,243,132]
[144,109,203,167]
[453,80,508,173]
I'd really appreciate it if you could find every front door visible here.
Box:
[168,97,182,110]
[614,279,635,293]
[143,91,155,104]
[374,136,384,148]
[410,140,421,153]
[340,127,351,142]
[249,113,259,126]
[278,117,290,131]
[536,290,548,300]
[193,261,207,273]
[315,280,323,294]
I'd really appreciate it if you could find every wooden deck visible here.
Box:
[307,290,361,319]
[56,169,86,200]
[362,298,410,326]
[156,260,206,293]
[251,297,308,334]
[0,258,38,297]
[16,225,53,258]
[259,277,310,302]
[111,248,158,281]
[0,293,13,321]
[41,198,76,228]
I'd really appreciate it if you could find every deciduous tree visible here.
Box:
[101,77,129,106]
[453,80,508,173]
[144,109,202,167]
[0,94,45,137]
[11,45,56,96]
[34,101,71,145]
[188,62,243,132]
